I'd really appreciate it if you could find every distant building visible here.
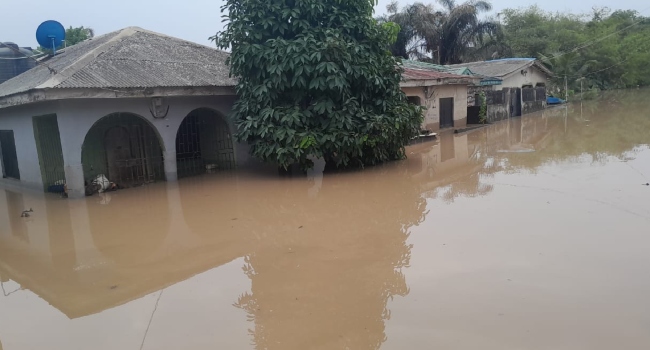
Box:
[447,58,551,90]
[403,59,553,124]
[0,27,248,197]
[448,58,553,121]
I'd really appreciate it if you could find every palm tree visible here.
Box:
[381,2,439,60]
[429,0,500,64]
[382,0,500,64]
[539,52,596,95]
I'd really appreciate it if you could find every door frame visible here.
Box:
[439,97,455,129]
[0,130,20,180]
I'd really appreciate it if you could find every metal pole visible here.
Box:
[565,75,568,102]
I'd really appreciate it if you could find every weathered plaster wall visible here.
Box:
[497,66,548,90]
[467,85,495,107]
[402,84,468,131]
[0,95,248,197]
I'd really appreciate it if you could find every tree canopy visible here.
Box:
[65,26,95,47]
[214,0,423,170]
[501,7,650,92]
[384,2,650,91]
[380,0,500,64]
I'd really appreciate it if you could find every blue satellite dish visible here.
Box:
[36,20,65,51]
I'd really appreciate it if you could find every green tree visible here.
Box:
[500,6,650,89]
[65,26,95,46]
[539,52,595,96]
[380,2,438,60]
[214,0,423,170]
[431,0,500,64]
[382,0,500,64]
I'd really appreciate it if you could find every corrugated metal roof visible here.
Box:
[403,60,473,76]
[0,27,236,98]
[402,67,471,81]
[402,59,502,85]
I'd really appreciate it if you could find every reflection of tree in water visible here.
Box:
[232,166,426,349]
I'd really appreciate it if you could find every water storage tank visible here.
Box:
[0,42,37,84]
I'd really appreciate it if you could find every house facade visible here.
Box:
[0,27,250,198]
[400,67,479,132]
[448,59,553,121]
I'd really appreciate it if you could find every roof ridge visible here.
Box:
[36,27,142,89]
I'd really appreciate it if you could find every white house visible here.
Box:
[0,27,250,198]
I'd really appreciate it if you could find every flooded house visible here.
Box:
[401,66,480,132]
[447,58,553,121]
[404,59,553,123]
[0,27,248,197]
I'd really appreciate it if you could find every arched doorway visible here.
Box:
[175,108,235,178]
[81,113,164,188]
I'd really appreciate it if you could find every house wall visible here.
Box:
[486,88,513,122]
[467,85,495,107]
[496,66,548,90]
[0,95,249,197]
[522,86,547,114]
[402,84,468,131]
[0,103,59,191]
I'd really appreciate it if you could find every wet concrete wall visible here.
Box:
[523,100,546,114]
[486,89,512,123]
[522,87,547,114]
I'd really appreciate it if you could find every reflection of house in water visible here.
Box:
[0,167,426,348]
[0,183,252,318]
[407,112,562,202]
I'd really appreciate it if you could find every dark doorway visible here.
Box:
[439,98,454,129]
[0,130,20,179]
[510,88,522,117]
[176,108,235,178]
[33,114,66,190]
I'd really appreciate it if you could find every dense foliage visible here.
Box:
[501,7,650,92]
[385,2,650,92]
[214,0,423,170]
[65,26,95,47]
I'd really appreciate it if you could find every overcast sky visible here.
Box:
[1,0,648,49]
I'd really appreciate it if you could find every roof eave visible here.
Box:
[0,86,237,109]
[400,78,478,87]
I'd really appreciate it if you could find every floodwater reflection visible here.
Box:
[2,90,650,349]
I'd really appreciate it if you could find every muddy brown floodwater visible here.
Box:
[2,90,650,350]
